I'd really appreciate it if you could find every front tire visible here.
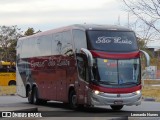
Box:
[69,90,77,109]
[110,105,123,111]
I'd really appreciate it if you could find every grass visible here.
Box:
[142,86,160,102]
[0,86,16,95]
[143,79,160,85]
[142,79,160,102]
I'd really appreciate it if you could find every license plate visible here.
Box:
[114,101,123,105]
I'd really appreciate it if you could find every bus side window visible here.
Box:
[0,66,8,72]
[73,30,87,52]
[8,66,16,72]
[76,54,89,82]
[37,35,52,56]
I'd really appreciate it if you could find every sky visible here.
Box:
[0,0,130,32]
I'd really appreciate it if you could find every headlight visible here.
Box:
[135,90,141,95]
[94,90,100,95]
[93,90,104,95]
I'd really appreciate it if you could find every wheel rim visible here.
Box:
[28,90,32,103]
[33,93,36,103]
[33,89,37,104]
[72,95,76,106]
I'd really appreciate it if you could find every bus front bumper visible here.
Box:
[90,90,141,106]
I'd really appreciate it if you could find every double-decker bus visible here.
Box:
[0,61,16,86]
[16,24,150,110]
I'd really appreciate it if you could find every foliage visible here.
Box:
[0,25,22,61]
[122,0,160,34]
[0,26,41,62]
[24,27,41,36]
[122,0,160,50]
[24,28,35,36]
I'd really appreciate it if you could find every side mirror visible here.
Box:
[80,48,93,66]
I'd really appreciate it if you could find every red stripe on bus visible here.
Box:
[90,50,140,59]
[89,84,142,94]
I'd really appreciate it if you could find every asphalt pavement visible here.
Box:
[0,95,159,120]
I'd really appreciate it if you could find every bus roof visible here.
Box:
[19,24,133,40]
[72,24,132,31]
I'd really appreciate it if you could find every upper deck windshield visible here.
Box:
[92,58,140,86]
[87,30,138,52]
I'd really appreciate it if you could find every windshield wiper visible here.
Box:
[121,82,138,85]
[99,81,116,85]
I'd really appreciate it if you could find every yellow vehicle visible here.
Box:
[0,61,16,86]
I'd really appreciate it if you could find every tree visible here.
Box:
[24,27,35,36]
[122,0,160,57]
[24,27,41,36]
[122,0,160,45]
[122,0,160,33]
[0,25,22,61]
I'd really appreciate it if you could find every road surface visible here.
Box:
[0,95,159,120]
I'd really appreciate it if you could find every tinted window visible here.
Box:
[0,65,15,72]
[52,33,62,55]
[37,35,52,56]
[16,40,23,59]
[93,58,140,85]
[52,31,73,55]
[61,31,73,56]
[73,30,87,52]
[76,54,89,82]
[21,38,37,58]
[87,30,138,52]
[21,39,29,58]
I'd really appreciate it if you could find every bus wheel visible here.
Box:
[32,87,40,105]
[27,88,33,104]
[110,105,123,111]
[8,80,16,86]
[69,90,77,109]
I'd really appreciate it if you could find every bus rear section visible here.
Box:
[16,24,150,110]
[0,61,16,86]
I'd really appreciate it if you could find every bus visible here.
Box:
[0,61,16,86]
[16,24,150,110]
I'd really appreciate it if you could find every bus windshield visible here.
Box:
[92,58,140,85]
[87,30,138,52]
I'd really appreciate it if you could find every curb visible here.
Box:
[0,93,16,96]
[143,97,156,102]
[14,107,38,112]
[1,107,38,112]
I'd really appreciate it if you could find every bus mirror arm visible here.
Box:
[140,50,150,67]
[81,48,94,82]
[80,48,93,66]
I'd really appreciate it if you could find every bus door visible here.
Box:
[76,54,89,105]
